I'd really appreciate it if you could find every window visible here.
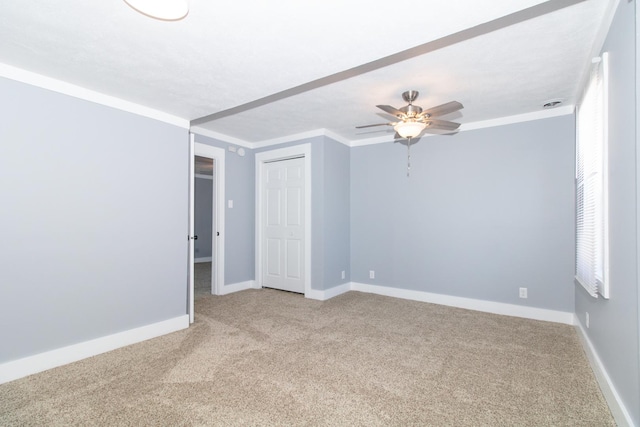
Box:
[575,53,609,298]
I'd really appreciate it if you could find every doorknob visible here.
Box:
[189,235,198,240]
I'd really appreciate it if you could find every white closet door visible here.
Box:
[262,157,305,293]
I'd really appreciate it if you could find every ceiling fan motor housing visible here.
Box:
[399,104,423,118]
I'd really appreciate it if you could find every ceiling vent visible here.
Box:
[543,99,563,108]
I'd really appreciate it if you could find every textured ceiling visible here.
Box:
[0,0,613,146]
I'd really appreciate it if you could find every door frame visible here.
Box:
[195,142,225,296]
[189,139,226,323]
[255,143,312,297]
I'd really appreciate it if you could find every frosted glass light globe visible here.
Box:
[123,0,189,21]
[394,121,427,139]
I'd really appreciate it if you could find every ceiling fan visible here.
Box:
[356,90,464,176]
[357,90,463,138]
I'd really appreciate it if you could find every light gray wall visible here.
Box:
[575,1,640,424]
[194,135,255,285]
[322,138,351,289]
[351,116,575,312]
[0,78,189,363]
[310,137,326,291]
[194,177,213,259]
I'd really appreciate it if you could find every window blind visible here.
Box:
[575,53,609,299]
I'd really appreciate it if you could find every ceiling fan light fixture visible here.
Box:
[394,121,427,139]
[123,0,189,21]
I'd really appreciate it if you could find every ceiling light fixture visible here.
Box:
[357,91,464,177]
[394,120,427,139]
[123,0,189,21]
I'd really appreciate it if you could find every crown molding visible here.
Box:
[191,127,353,150]
[321,129,352,147]
[349,105,575,147]
[189,126,254,148]
[3,63,574,147]
[252,128,351,149]
[0,63,189,129]
[460,105,575,132]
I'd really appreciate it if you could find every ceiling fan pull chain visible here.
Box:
[355,92,463,177]
[407,138,411,177]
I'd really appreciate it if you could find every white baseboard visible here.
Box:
[220,280,259,295]
[0,315,189,385]
[306,282,351,301]
[194,257,212,263]
[315,282,574,325]
[315,283,633,422]
[352,282,574,324]
[575,319,634,427]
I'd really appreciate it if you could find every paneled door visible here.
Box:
[262,157,305,293]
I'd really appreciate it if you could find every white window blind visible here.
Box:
[575,53,609,299]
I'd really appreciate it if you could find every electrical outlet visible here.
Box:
[341,270,346,280]
[369,270,375,279]
[519,287,527,298]
[586,312,590,328]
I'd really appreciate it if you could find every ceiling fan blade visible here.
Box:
[355,123,394,129]
[376,105,405,117]
[422,101,464,118]
[426,119,461,131]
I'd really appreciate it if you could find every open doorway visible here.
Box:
[188,139,225,323]
[194,155,214,297]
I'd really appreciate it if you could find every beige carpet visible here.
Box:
[0,289,614,426]
[195,262,212,297]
